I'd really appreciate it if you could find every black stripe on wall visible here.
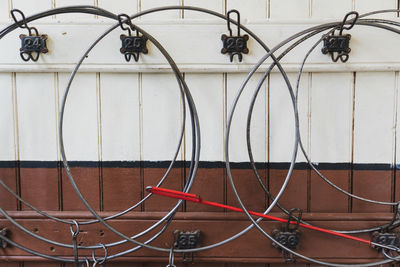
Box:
[0,161,394,170]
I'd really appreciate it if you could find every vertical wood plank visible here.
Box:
[141,73,183,211]
[395,71,400,204]
[184,0,223,19]
[0,73,17,210]
[100,73,140,161]
[269,72,309,211]
[140,0,181,19]
[0,0,10,22]
[17,73,58,161]
[226,73,267,212]
[24,263,61,267]
[100,73,141,211]
[354,0,397,18]
[270,0,309,19]
[185,73,224,211]
[0,263,20,267]
[55,0,97,21]
[16,73,59,211]
[310,73,352,212]
[227,0,268,20]
[146,263,184,267]
[12,0,52,18]
[227,264,265,267]
[97,0,138,17]
[311,0,352,19]
[353,71,396,212]
[58,73,100,211]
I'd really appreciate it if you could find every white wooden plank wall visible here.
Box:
[0,0,399,170]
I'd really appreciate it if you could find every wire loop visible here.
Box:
[92,243,108,266]
[167,247,176,267]
[226,9,240,36]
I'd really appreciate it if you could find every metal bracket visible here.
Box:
[0,228,8,249]
[19,34,48,61]
[173,230,200,263]
[272,208,302,263]
[321,11,358,63]
[221,10,249,62]
[118,14,148,62]
[321,34,351,63]
[120,35,148,62]
[372,231,400,249]
[11,9,48,62]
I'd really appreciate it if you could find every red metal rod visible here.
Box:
[146,186,371,245]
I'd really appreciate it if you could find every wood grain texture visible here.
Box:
[310,170,350,212]
[0,167,17,210]
[102,167,142,212]
[62,167,100,211]
[269,169,308,212]
[352,170,393,212]
[0,213,395,263]
[20,168,59,211]
[185,168,225,212]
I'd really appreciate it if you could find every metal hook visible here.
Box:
[382,201,400,232]
[286,208,302,232]
[282,249,295,263]
[229,52,242,63]
[82,258,90,267]
[10,9,28,30]
[166,247,176,267]
[70,220,80,238]
[227,9,240,37]
[382,245,400,261]
[11,9,39,36]
[92,243,108,267]
[339,11,359,35]
[118,13,134,35]
[70,220,80,267]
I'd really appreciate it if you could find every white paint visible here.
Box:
[227,0,268,20]
[16,73,58,160]
[0,22,400,72]
[353,72,396,164]
[0,73,15,160]
[141,73,182,161]
[100,73,140,161]
[311,0,353,19]
[12,0,53,21]
[354,0,397,18]
[54,0,97,21]
[1,0,400,166]
[140,0,181,19]
[0,0,10,22]
[97,0,138,19]
[184,0,223,19]
[270,0,310,19]
[58,72,99,161]
[310,72,353,162]
[227,73,267,162]
[185,73,224,161]
[269,72,309,163]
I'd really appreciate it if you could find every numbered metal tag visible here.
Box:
[372,232,400,249]
[321,34,351,62]
[221,35,249,62]
[272,230,300,250]
[120,34,148,62]
[19,34,48,61]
